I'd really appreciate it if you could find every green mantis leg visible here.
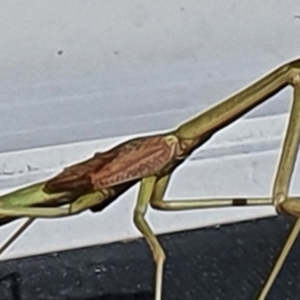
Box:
[0,191,107,255]
[133,176,165,300]
[0,206,69,217]
[0,191,105,217]
[257,76,300,299]
[149,176,300,300]
[150,174,274,210]
[0,218,34,255]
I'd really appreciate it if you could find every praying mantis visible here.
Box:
[0,59,300,300]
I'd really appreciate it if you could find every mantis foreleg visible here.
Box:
[0,191,107,256]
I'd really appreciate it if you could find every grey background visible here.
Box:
[0,1,299,153]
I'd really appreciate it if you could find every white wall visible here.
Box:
[0,0,299,153]
[0,1,300,259]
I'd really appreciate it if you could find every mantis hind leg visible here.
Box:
[257,76,300,299]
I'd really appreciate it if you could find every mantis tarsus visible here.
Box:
[0,59,300,300]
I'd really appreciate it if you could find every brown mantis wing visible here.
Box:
[43,150,117,194]
[45,135,177,194]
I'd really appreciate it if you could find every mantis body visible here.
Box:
[1,59,300,299]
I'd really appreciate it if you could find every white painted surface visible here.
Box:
[0,0,299,153]
[0,1,299,259]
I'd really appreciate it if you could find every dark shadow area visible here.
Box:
[0,215,300,299]
[80,291,152,300]
[0,272,22,300]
